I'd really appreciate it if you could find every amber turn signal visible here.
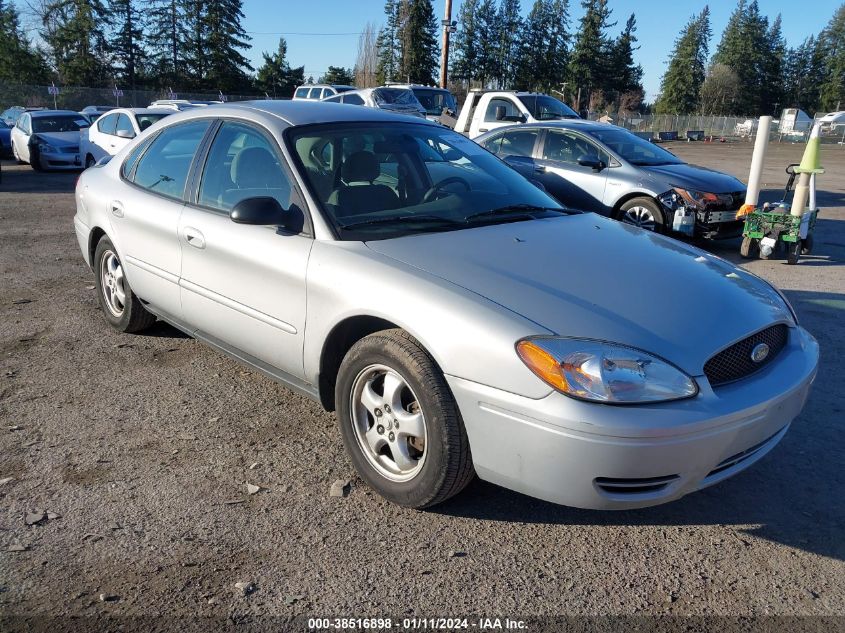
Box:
[516,340,569,392]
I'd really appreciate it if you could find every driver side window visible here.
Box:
[484,98,521,122]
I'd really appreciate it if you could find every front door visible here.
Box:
[534,129,611,214]
[470,96,526,138]
[178,120,312,378]
[115,118,212,319]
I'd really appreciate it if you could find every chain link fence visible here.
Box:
[596,112,845,146]
[0,82,280,112]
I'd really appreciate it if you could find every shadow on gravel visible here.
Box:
[136,320,191,339]
[0,160,80,194]
[437,289,845,564]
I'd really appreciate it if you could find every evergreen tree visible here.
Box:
[568,0,614,110]
[376,0,400,83]
[108,0,146,89]
[0,0,50,84]
[605,13,642,109]
[712,0,769,114]
[319,66,354,85]
[818,3,845,111]
[147,0,187,87]
[399,0,438,84]
[202,0,252,92]
[450,0,480,84]
[181,0,207,87]
[256,37,304,97]
[475,0,500,86]
[515,0,555,91]
[758,14,786,115]
[496,0,523,89]
[543,0,569,93]
[654,7,711,114]
[783,36,824,112]
[40,0,112,86]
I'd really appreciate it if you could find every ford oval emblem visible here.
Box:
[751,343,770,363]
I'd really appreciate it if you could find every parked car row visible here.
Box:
[72,101,817,512]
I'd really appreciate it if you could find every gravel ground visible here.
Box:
[0,141,844,631]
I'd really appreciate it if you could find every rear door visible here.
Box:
[90,112,118,160]
[112,113,136,154]
[534,128,612,213]
[115,119,212,318]
[477,127,541,181]
[178,120,313,378]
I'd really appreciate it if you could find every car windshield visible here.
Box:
[583,127,684,166]
[519,95,579,120]
[373,88,420,107]
[31,116,87,133]
[411,89,458,115]
[289,122,565,240]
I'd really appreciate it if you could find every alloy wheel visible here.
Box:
[621,205,657,231]
[350,364,428,482]
[100,250,126,317]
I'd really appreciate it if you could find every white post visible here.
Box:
[744,115,772,209]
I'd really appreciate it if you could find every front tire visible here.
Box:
[335,329,474,509]
[786,240,802,265]
[740,236,759,259]
[93,237,156,332]
[617,197,665,233]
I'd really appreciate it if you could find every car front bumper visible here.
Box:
[39,150,81,170]
[446,325,818,510]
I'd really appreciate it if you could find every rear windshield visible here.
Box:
[519,95,579,121]
[412,89,458,115]
[373,88,420,107]
[32,116,87,133]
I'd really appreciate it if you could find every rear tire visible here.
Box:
[786,240,801,265]
[740,236,759,259]
[335,329,474,509]
[617,197,665,233]
[801,234,814,255]
[93,236,156,333]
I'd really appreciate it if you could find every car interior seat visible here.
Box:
[328,150,399,218]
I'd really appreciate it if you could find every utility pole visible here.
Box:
[439,0,454,89]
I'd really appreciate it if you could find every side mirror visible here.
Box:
[230,197,286,226]
[116,129,134,139]
[577,154,605,171]
[518,114,527,123]
[494,105,507,121]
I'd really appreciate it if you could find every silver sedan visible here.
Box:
[73,101,818,510]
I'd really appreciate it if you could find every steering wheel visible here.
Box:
[422,176,471,203]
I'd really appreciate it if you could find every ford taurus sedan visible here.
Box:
[476,121,748,239]
[73,101,818,510]
[11,109,88,170]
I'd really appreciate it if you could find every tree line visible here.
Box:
[656,1,845,116]
[0,0,330,96]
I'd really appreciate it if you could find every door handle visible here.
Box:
[183,227,205,249]
[110,201,124,218]
[478,128,489,133]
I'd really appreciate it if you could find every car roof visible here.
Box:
[176,100,435,127]
[486,120,618,133]
[30,110,85,118]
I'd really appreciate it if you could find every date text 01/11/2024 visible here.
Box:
[307,617,527,630]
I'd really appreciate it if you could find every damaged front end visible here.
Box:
[658,188,746,239]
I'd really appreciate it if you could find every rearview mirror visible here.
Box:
[116,129,134,139]
[230,197,286,226]
[577,154,605,171]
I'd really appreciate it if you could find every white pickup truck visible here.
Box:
[454,90,580,138]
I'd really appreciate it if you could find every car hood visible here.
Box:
[34,131,80,146]
[642,163,746,194]
[365,214,791,375]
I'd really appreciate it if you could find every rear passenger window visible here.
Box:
[132,120,210,200]
[198,121,293,214]
[308,87,322,99]
[495,129,539,158]
[294,87,309,98]
[97,113,118,135]
[115,114,134,138]
[343,93,364,105]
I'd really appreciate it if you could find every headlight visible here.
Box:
[38,143,57,153]
[660,187,726,211]
[516,337,698,404]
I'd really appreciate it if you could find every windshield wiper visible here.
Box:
[464,204,579,223]
[338,214,462,231]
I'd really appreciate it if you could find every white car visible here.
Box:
[81,108,172,167]
[293,84,355,100]
[321,87,426,118]
[11,109,89,170]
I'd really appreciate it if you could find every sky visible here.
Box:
[239,0,842,100]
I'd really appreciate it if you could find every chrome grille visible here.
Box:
[704,324,788,387]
